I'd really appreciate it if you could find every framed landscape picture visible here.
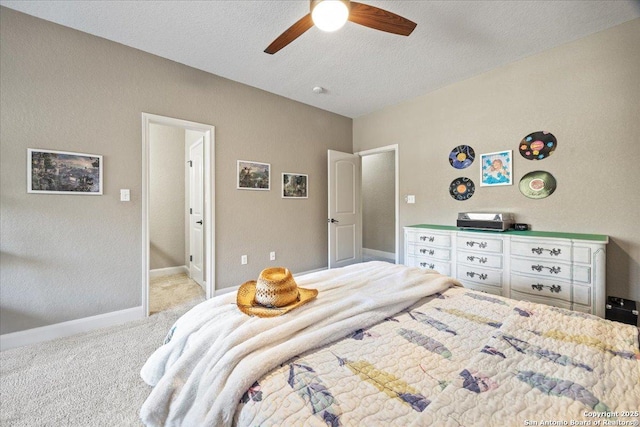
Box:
[237,160,270,190]
[282,173,308,199]
[480,150,513,187]
[28,148,103,195]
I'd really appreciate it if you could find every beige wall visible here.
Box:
[149,123,186,270]
[362,151,395,254]
[354,19,640,302]
[0,8,352,334]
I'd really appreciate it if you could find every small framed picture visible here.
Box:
[480,150,513,187]
[282,173,308,199]
[28,148,103,195]
[237,160,270,190]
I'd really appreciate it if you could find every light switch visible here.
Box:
[406,195,416,204]
[120,189,130,202]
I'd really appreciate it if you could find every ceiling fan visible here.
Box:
[264,0,417,54]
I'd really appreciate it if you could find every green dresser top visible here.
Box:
[405,224,609,243]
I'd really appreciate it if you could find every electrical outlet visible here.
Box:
[120,189,130,202]
[406,195,415,204]
[270,251,276,261]
[241,255,247,265]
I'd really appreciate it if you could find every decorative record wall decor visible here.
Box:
[519,131,557,160]
[449,177,475,201]
[448,145,475,169]
[519,171,557,199]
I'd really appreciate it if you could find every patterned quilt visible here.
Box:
[234,287,640,426]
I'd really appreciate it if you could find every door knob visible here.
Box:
[196,220,203,225]
[328,218,339,223]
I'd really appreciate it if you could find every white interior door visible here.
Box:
[328,149,362,269]
[189,137,204,287]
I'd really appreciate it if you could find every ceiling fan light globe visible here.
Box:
[311,0,350,32]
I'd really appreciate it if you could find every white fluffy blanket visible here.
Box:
[139,261,460,427]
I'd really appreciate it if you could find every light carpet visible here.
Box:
[0,295,204,427]
[150,273,205,315]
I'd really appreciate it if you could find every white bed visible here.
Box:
[140,262,640,426]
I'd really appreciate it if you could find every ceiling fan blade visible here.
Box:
[348,2,416,36]
[264,13,314,54]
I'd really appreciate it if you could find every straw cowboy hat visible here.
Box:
[237,267,318,317]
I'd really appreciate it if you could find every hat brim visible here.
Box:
[236,280,318,318]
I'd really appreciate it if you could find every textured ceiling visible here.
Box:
[2,1,639,118]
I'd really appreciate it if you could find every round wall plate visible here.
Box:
[519,171,557,199]
[449,177,475,201]
[519,131,557,160]
[449,145,475,169]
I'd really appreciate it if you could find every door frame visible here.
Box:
[141,113,215,316]
[355,144,399,264]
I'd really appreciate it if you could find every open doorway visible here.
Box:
[359,145,398,264]
[142,113,215,316]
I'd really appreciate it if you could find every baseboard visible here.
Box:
[214,285,239,297]
[0,306,143,351]
[149,265,188,279]
[363,248,396,261]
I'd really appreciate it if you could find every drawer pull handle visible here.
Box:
[531,247,562,256]
[420,262,435,269]
[466,240,487,249]
[467,255,487,264]
[420,248,435,255]
[531,264,561,274]
[466,271,488,280]
[420,236,435,242]
[531,283,562,293]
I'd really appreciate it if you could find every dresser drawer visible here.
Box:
[457,234,503,254]
[510,257,572,281]
[406,256,451,276]
[409,243,451,261]
[511,239,571,262]
[510,289,572,310]
[406,231,451,247]
[510,273,571,302]
[457,250,502,269]
[462,281,503,296]
[456,264,502,287]
[572,265,592,284]
[573,246,593,264]
[573,285,591,306]
[572,304,592,314]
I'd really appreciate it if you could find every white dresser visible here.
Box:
[404,225,608,317]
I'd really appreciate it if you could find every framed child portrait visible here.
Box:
[480,150,512,187]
